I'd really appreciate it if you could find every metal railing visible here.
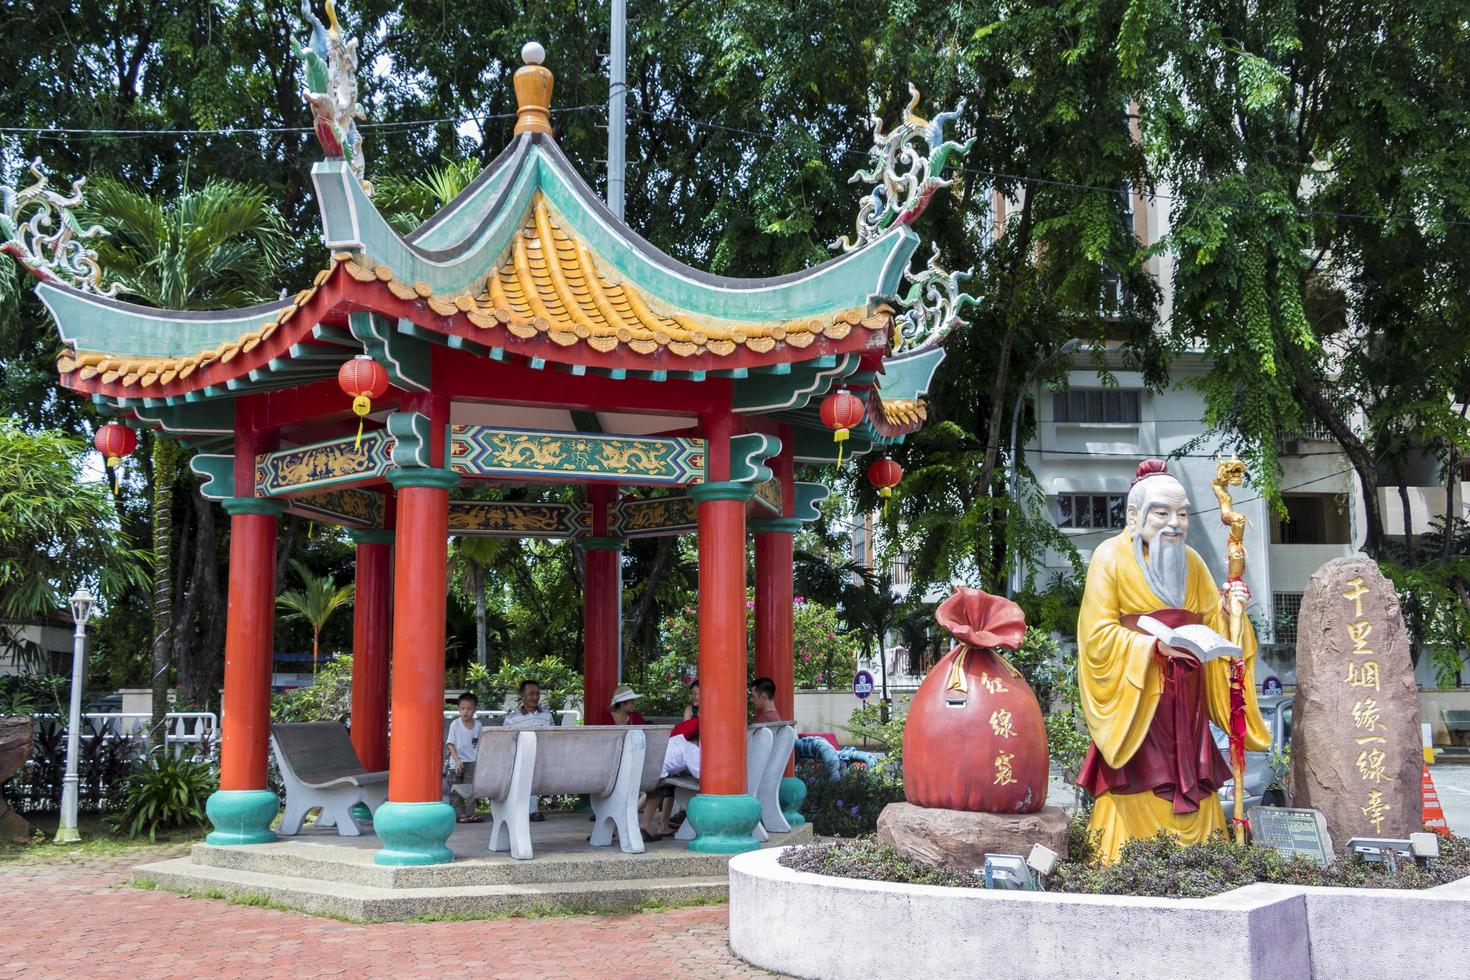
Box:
[32,711,219,755]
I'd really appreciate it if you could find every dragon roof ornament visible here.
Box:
[295,0,369,194]
[834,84,974,253]
[0,158,120,296]
[893,244,980,353]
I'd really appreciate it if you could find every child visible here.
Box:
[445,692,483,823]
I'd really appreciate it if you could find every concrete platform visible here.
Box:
[134,811,811,921]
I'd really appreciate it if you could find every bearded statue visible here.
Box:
[1075,460,1270,863]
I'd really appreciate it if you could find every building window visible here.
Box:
[1272,592,1304,644]
[1053,389,1142,424]
[1057,494,1126,530]
[1270,493,1350,545]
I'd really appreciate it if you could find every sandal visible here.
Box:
[457,815,483,824]
[640,828,661,843]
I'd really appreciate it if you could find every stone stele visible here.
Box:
[0,716,33,842]
[1290,556,1420,844]
[877,802,1069,871]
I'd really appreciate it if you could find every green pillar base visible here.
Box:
[686,793,762,854]
[779,776,808,827]
[350,802,373,822]
[373,801,456,866]
[205,789,280,845]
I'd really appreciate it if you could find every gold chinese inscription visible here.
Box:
[979,672,1007,694]
[1345,660,1380,691]
[1342,577,1369,617]
[1355,746,1393,784]
[989,709,1015,739]
[993,751,1017,786]
[1361,789,1390,834]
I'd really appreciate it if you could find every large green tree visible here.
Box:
[1121,0,1470,561]
[81,175,287,712]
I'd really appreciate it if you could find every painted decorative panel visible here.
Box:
[287,489,384,528]
[255,430,393,496]
[449,425,705,485]
[752,477,783,514]
[448,500,588,538]
[614,496,698,538]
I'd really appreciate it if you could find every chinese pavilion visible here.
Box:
[10,37,965,864]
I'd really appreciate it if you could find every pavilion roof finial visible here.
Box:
[513,41,554,137]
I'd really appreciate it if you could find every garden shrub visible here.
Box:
[639,594,859,713]
[112,749,218,840]
[465,656,581,712]
[271,656,352,723]
[796,758,905,837]
[778,829,1470,897]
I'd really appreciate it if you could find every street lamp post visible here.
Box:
[54,587,94,844]
[1005,339,1084,598]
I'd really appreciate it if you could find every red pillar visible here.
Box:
[753,522,797,724]
[582,487,623,726]
[686,468,761,853]
[374,465,459,866]
[205,497,286,845]
[348,528,393,771]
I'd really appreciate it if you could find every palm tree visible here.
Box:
[82,176,286,740]
[276,560,355,677]
[449,536,507,667]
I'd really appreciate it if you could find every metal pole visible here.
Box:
[1005,339,1083,598]
[607,0,627,220]
[55,614,87,843]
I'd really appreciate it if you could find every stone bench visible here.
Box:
[457,725,672,860]
[270,722,388,837]
[666,721,797,842]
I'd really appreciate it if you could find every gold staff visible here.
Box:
[1211,458,1250,846]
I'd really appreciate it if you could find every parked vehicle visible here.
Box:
[1211,693,1293,822]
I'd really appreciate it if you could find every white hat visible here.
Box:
[609,685,641,707]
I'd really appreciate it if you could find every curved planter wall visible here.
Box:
[728,847,1470,980]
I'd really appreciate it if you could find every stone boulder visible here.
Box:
[1290,557,1420,844]
[877,802,1069,871]
[0,716,33,842]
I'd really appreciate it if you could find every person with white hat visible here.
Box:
[608,685,647,725]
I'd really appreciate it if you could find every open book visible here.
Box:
[1136,616,1240,663]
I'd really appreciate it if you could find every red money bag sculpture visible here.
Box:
[903,588,1049,813]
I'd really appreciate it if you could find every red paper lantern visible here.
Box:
[867,456,904,499]
[337,355,389,448]
[819,390,865,465]
[93,423,137,468]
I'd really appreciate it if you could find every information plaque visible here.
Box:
[1249,805,1334,866]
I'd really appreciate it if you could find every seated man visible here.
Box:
[445,692,483,823]
[641,717,700,841]
[504,679,555,821]
[749,676,781,723]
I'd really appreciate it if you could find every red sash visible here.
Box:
[1077,608,1231,814]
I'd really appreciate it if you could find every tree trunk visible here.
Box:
[149,437,178,749]
[473,564,488,667]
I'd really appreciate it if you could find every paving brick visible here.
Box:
[0,853,784,978]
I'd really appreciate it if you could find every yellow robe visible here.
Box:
[1078,530,1270,863]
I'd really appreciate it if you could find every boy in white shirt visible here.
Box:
[445,692,484,823]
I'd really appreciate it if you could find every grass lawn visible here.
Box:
[0,813,204,864]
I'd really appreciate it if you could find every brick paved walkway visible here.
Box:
[0,849,778,979]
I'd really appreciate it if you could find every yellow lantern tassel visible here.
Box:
[881,485,892,518]
[107,460,119,497]
[352,394,371,450]
[834,428,849,467]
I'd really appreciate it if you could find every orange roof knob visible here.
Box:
[513,41,554,136]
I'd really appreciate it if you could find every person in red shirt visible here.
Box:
[749,676,781,723]
[609,685,647,725]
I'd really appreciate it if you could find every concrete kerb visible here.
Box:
[728,847,1470,980]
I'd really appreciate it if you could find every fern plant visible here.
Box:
[112,750,218,841]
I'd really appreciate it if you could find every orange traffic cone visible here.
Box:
[1423,764,1450,836]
